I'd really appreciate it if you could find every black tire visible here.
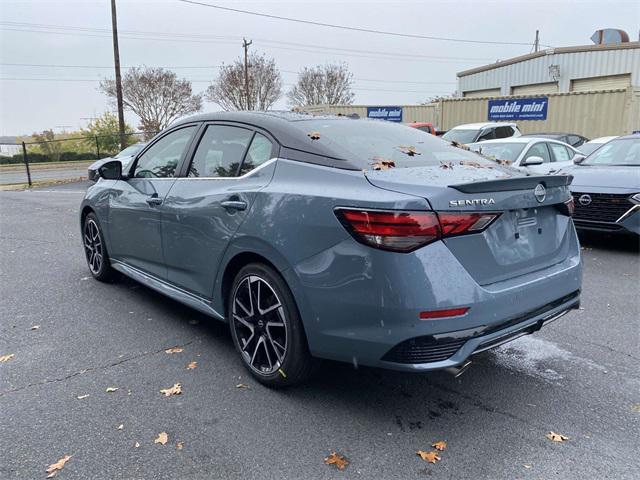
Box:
[82,212,117,282]
[228,263,314,387]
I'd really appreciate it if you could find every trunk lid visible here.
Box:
[365,165,575,285]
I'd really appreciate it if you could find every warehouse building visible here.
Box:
[457,41,639,97]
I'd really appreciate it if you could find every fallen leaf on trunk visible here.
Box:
[76,394,89,400]
[397,145,421,156]
[440,161,454,170]
[431,441,447,451]
[236,383,250,389]
[165,347,183,354]
[0,354,15,362]
[494,158,512,166]
[46,455,71,478]
[417,450,440,463]
[324,452,348,470]
[187,361,197,370]
[371,160,396,171]
[160,383,182,397]
[546,431,569,442]
[105,387,118,393]
[459,160,485,168]
[31,325,41,330]
[176,442,184,450]
[307,131,321,140]
[154,432,168,445]
[450,141,470,151]
[117,424,124,430]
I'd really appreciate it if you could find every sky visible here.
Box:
[0,0,638,136]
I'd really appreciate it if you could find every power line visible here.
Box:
[177,0,551,47]
[0,24,496,64]
[0,63,457,85]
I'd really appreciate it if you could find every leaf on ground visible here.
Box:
[154,432,168,445]
[371,160,396,171]
[278,369,287,378]
[307,131,321,140]
[117,424,124,430]
[431,441,447,451]
[187,361,197,370]
[324,452,348,470]
[46,455,72,478]
[417,450,441,463]
[30,325,41,330]
[546,431,569,442]
[160,383,182,397]
[524,464,533,469]
[134,442,140,448]
[0,354,15,362]
[105,387,118,393]
[236,383,250,389]
[631,404,640,413]
[165,347,183,354]
[76,394,89,400]
[176,442,184,450]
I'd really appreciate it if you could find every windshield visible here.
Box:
[582,137,640,166]
[469,143,526,162]
[442,129,478,144]
[297,120,492,168]
[579,143,604,156]
[115,143,144,158]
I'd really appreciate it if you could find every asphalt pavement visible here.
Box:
[1,181,638,479]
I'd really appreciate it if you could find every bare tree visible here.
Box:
[100,67,203,133]
[206,52,283,111]
[287,63,355,106]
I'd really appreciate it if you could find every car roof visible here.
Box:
[586,136,618,144]
[449,122,516,130]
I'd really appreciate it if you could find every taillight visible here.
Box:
[556,197,575,216]
[335,208,500,253]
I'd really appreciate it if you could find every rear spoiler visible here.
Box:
[449,175,573,193]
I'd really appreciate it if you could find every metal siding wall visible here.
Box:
[440,90,633,137]
[458,48,640,93]
[463,88,501,98]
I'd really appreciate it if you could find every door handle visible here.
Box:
[146,196,163,206]
[221,200,247,211]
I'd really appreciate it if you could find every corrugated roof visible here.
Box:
[457,42,640,78]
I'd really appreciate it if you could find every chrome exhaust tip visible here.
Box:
[444,360,472,378]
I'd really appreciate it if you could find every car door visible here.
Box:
[520,141,553,174]
[107,125,198,279]
[161,123,278,298]
[547,142,574,173]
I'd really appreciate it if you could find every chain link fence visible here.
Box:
[0,131,156,186]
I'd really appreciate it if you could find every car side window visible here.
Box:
[496,126,513,139]
[568,135,584,147]
[549,143,571,163]
[477,128,496,141]
[525,143,551,163]
[239,133,274,176]
[188,125,253,178]
[134,126,196,178]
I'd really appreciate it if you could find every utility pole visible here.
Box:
[110,0,126,150]
[534,30,540,53]
[242,38,252,110]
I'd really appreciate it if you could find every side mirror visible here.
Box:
[522,155,544,166]
[98,160,122,180]
[572,154,586,164]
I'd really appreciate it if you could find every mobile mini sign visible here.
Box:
[367,106,403,122]
[488,97,548,121]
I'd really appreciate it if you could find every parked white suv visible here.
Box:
[442,122,521,144]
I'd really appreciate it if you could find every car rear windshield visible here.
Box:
[583,137,640,166]
[296,120,487,169]
[469,143,526,162]
[441,129,478,144]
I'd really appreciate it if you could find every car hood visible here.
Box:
[560,165,640,191]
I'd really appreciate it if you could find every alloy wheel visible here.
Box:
[232,275,288,375]
[83,219,103,275]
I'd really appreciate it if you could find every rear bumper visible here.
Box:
[289,228,582,372]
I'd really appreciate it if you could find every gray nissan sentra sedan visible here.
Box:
[80,111,582,387]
